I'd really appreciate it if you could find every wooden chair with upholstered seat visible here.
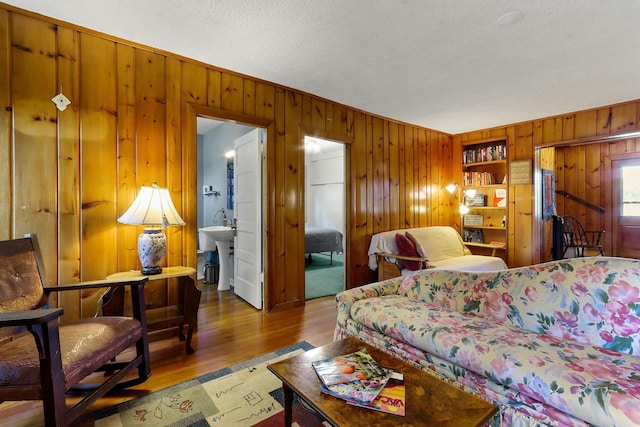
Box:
[0,234,151,426]
[561,215,605,257]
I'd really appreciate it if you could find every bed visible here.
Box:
[305,225,343,264]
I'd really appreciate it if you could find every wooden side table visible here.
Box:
[104,266,201,354]
[464,242,506,257]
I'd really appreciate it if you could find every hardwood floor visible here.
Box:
[0,285,337,426]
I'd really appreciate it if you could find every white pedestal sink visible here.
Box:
[198,226,236,291]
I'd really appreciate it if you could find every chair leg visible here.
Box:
[34,322,69,426]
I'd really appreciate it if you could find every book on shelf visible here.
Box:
[466,194,486,207]
[348,373,405,416]
[494,188,507,207]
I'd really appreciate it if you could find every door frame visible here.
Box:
[186,104,273,309]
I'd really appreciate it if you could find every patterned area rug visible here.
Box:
[93,342,329,427]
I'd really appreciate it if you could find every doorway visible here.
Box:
[611,156,640,258]
[197,117,264,309]
[304,135,346,299]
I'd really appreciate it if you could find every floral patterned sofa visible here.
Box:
[334,257,640,426]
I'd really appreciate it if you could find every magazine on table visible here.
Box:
[348,372,406,416]
[320,371,391,404]
[311,348,387,386]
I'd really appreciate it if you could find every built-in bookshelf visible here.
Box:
[461,138,508,257]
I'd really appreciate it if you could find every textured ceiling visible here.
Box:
[5,0,640,134]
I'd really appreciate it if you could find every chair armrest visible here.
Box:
[334,275,405,341]
[376,252,430,269]
[44,277,148,324]
[0,308,63,327]
[43,277,148,293]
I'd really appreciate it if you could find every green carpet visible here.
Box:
[305,252,344,300]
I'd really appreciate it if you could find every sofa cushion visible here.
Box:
[405,226,471,262]
[350,295,640,426]
[399,257,640,355]
[395,233,421,270]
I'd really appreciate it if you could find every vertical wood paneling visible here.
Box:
[310,98,326,131]
[574,110,597,139]
[542,117,563,143]
[397,125,406,227]
[207,69,222,108]
[417,129,428,227]
[243,78,255,116]
[596,107,612,136]
[371,117,384,232]
[181,61,206,106]
[79,33,118,316]
[283,89,303,304]
[562,115,575,140]
[388,122,399,230]
[351,111,371,284]
[611,103,637,133]
[116,44,138,272]
[134,49,168,308]
[0,9,10,241]
[412,129,422,226]
[57,26,81,319]
[255,82,275,120]
[166,56,183,305]
[12,14,58,277]
[221,73,243,113]
[403,128,415,228]
[382,121,391,230]
[434,132,453,225]
[325,103,335,134]
[267,88,286,308]
[365,114,374,244]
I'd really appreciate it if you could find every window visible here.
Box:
[622,165,640,216]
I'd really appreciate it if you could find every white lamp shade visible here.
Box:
[118,183,185,274]
[118,183,186,228]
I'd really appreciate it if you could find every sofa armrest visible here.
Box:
[334,275,405,340]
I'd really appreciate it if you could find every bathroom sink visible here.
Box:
[199,226,235,245]
[198,226,236,291]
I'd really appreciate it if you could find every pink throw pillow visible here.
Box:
[395,233,421,270]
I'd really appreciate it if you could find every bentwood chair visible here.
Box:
[561,215,605,257]
[0,234,151,426]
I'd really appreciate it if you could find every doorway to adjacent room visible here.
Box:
[304,135,346,300]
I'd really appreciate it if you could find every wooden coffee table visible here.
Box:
[267,336,497,426]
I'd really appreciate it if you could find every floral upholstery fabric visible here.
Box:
[335,257,640,427]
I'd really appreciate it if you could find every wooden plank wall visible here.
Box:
[0,6,453,316]
[456,101,640,266]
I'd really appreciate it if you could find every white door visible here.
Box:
[233,128,263,309]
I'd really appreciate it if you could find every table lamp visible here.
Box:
[118,182,186,275]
